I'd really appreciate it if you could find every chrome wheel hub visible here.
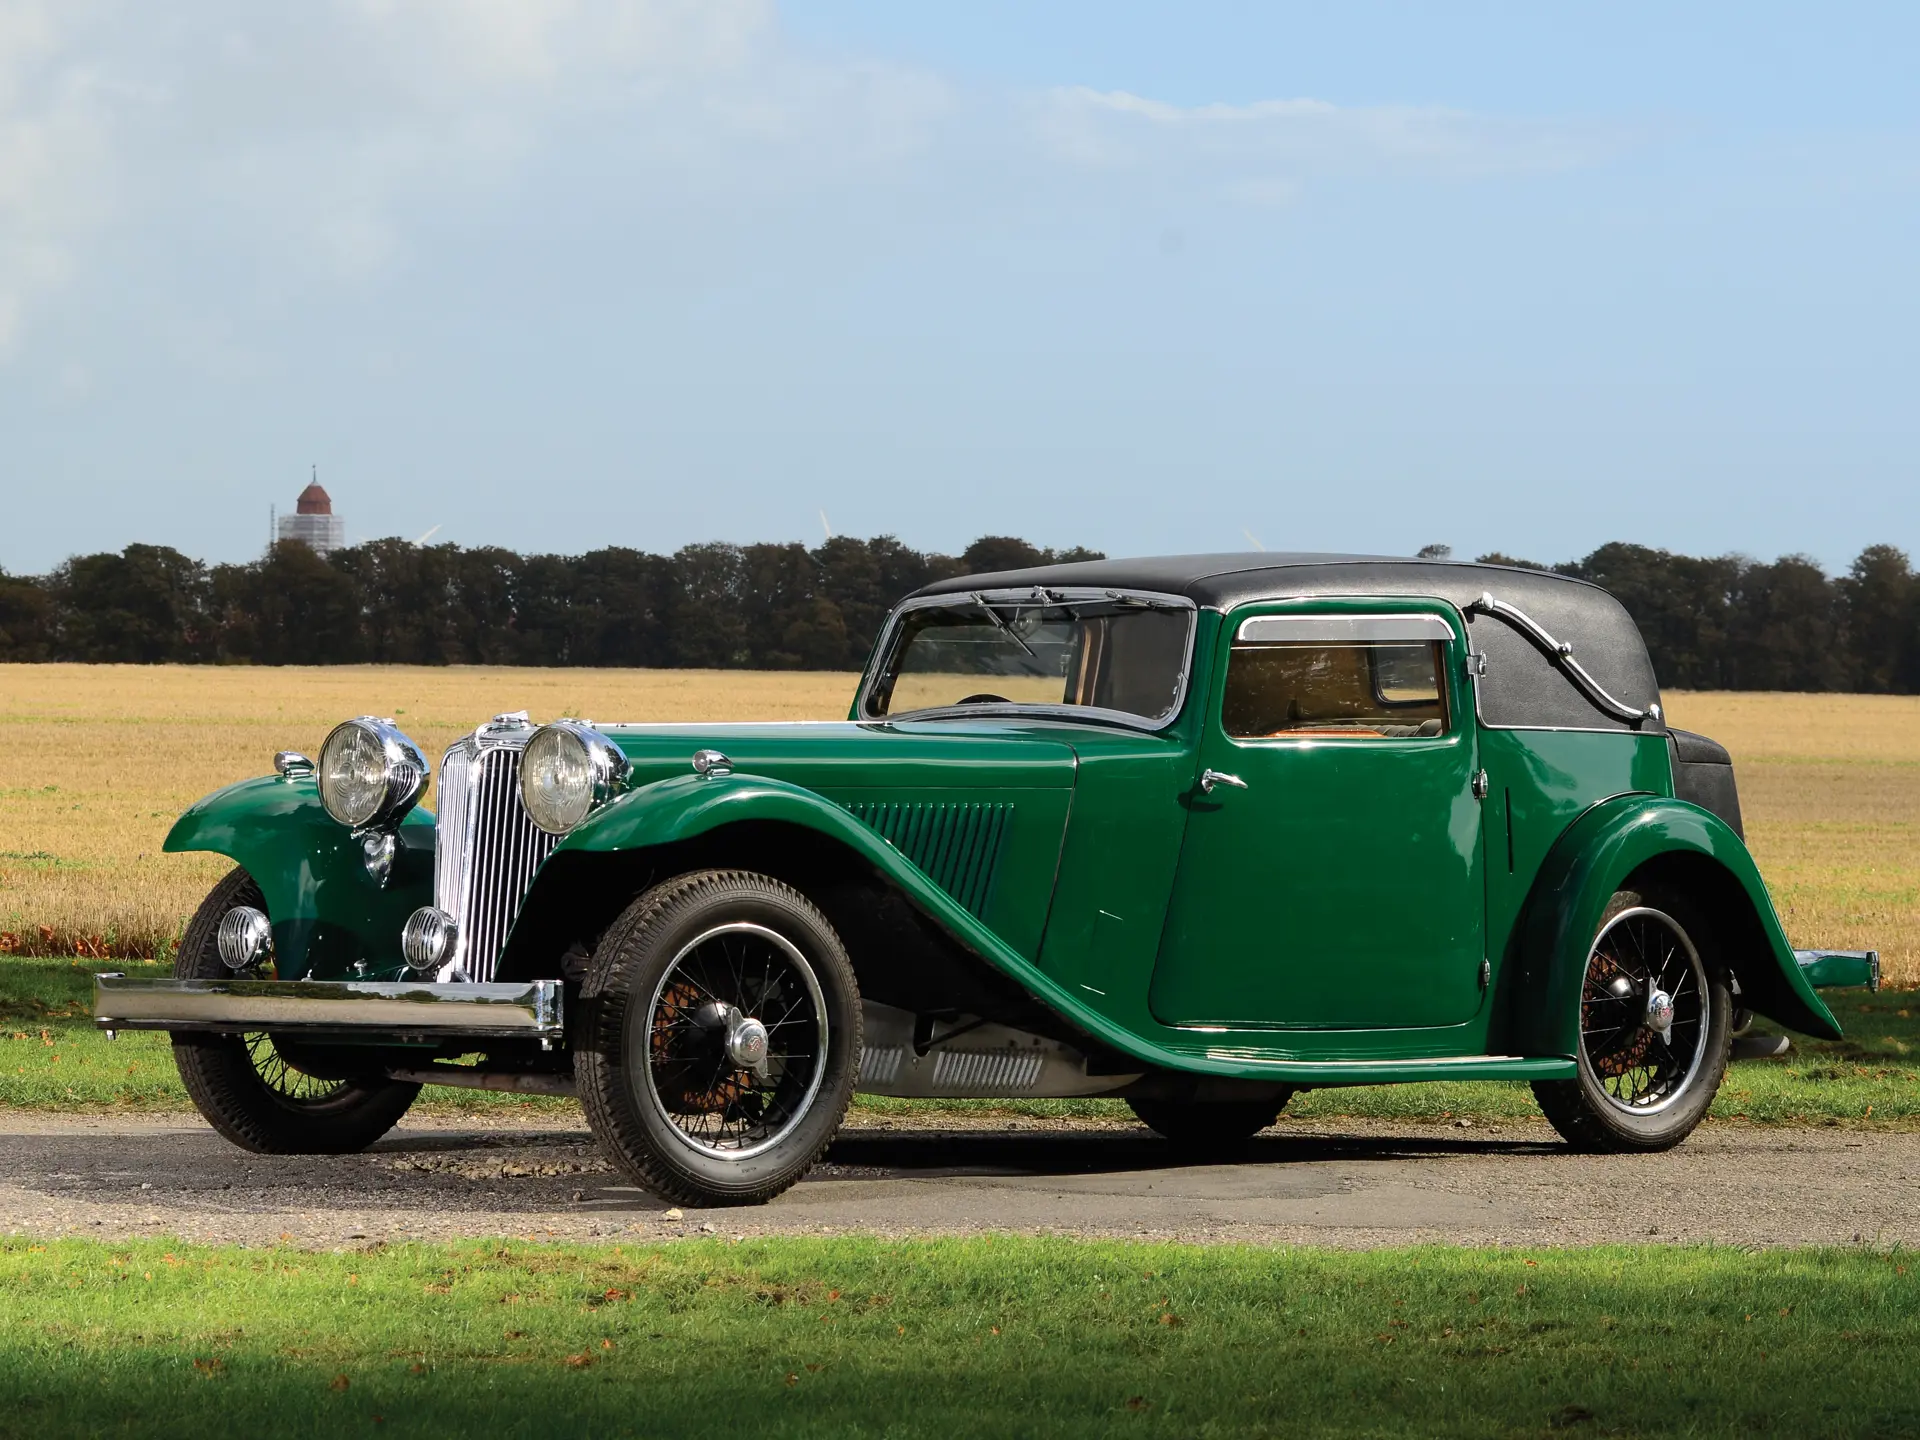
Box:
[727,1015,770,1072]
[1645,987,1675,1041]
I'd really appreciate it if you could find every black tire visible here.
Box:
[170,868,420,1155]
[576,870,861,1208]
[1531,886,1732,1153]
[1128,1092,1293,1151]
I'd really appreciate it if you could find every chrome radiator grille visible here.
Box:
[434,725,560,982]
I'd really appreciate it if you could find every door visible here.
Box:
[1149,605,1486,1030]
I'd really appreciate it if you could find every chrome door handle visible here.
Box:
[1199,769,1247,795]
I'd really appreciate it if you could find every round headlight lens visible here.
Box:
[520,721,627,835]
[318,718,427,830]
[521,725,596,835]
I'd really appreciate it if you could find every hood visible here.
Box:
[604,720,1077,795]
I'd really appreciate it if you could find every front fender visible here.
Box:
[549,774,1254,1078]
[1508,795,1841,1055]
[164,775,433,978]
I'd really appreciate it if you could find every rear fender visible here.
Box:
[1506,795,1841,1054]
[163,775,433,976]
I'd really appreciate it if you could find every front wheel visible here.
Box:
[576,870,861,1207]
[1531,887,1731,1153]
[171,868,420,1154]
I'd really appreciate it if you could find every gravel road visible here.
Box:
[3,1111,1913,1250]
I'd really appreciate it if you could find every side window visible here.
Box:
[1222,614,1452,740]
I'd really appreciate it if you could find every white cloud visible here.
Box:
[1037,85,1618,191]
[0,0,116,353]
[0,3,1617,359]
[0,0,949,350]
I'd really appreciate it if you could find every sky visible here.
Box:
[2,1,1916,576]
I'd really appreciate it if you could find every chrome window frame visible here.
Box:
[1234,613,1456,646]
[857,587,1198,733]
[1215,599,1462,744]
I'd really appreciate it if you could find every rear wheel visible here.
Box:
[171,868,420,1154]
[576,870,861,1207]
[1128,1092,1293,1151]
[1532,887,1731,1153]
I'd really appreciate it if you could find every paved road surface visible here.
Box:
[3,1112,1912,1249]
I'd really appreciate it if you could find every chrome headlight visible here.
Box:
[317,717,429,830]
[520,721,628,835]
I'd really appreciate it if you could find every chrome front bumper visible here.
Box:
[92,975,564,1039]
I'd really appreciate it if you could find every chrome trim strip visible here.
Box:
[1236,613,1454,645]
[92,976,563,1036]
[1198,1052,1536,1069]
[1466,591,1661,727]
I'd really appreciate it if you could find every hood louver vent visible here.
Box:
[844,801,1011,919]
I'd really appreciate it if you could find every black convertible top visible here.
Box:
[912,552,1663,732]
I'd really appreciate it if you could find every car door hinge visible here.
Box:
[1471,769,1489,800]
[1479,959,1491,990]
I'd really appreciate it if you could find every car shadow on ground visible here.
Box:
[815,1127,1561,1180]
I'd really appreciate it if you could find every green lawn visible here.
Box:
[2,1235,1915,1438]
[4,956,1912,1128]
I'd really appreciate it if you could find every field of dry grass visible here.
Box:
[0,665,862,958]
[0,668,1913,983]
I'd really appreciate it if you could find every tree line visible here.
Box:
[0,535,1916,691]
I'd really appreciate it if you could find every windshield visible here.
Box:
[862,591,1193,726]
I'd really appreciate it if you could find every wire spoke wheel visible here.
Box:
[1578,905,1709,1116]
[639,921,829,1161]
[240,1032,353,1105]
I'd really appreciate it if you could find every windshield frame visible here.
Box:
[857,586,1199,732]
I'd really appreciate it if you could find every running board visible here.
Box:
[92,975,563,1039]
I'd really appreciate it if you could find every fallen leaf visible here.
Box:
[192,1357,223,1375]
[1158,1313,1183,1328]
[1126,1397,1152,1412]
[785,1372,799,1387]
[330,1375,351,1393]
[564,1354,593,1369]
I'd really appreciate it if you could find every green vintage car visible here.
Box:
[95,553,1877,1206]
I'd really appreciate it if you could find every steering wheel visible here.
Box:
[956,693,1011,705]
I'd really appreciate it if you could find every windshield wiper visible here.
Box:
[969,592,1037,658]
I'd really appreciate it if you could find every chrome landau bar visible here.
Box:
[93,975,563,1038]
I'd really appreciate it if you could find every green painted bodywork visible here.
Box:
[1506,795,1842,1047]
[163,775,433,979]
[161,590,1856,1078]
